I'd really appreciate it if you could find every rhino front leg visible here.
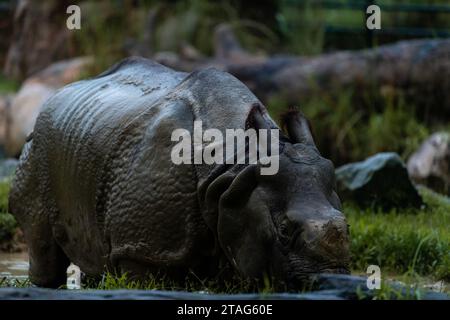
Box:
[27,226,71,288]
[9,145,71,288]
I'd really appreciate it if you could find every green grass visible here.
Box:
[0,74,19,94]
[84,272,268,294]
[0,179,17,243]
[0,277,30,288]
[346,186,450,282]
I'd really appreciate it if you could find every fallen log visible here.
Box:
[3,0,75,81]
[154,24,450,122]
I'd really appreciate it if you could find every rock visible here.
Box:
[2,57,92,157]
[336,152,423,209]
[0,274,446,300]
[407,132,450,195]
[4,83,55,157]
[0,158,18,181]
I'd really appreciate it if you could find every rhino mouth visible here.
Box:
[288,265,350,280]
[282,256,350,289]
[319,267,350,274]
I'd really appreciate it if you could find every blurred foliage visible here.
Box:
[69,0,450,165]
[0,179,10,213]
[73,0,279,74]
[277,0,450,52]
[0,179,16,243]
[267,89,445,165]
[0,74,19,94]
[277,0,325,55]
[73,0,450,63]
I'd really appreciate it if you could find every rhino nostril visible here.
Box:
[302,218,349,251]
[322,222,347,245]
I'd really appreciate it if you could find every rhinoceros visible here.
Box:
[9,57,350,289]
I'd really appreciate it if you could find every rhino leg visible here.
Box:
[27,228,70,288]
[9,142,70,288]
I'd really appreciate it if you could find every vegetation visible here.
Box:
[83,272,266,294]
[73,0,450,64]
[0,74,19,93]
[0,179,16,243]
[277,0,450,53]
[64,0,450,165]
[346,187,450,281]
[267,90,448,165]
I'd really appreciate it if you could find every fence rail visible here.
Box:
[287,0,450,13]
[286,0,450,46]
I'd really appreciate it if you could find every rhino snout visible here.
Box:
[284,209,350,271]
[303,215,349,252]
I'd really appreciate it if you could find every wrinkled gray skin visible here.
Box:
[9,57,350,289]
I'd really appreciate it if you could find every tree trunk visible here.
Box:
[4,0,74,81]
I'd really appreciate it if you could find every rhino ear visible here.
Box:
[280,106,316,146]
[245,103,275,131]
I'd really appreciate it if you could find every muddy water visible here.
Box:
[0,251,80,289]
[0,251,29,281]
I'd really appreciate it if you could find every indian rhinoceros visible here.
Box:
[9,57,350,289]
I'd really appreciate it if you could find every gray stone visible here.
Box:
[336,152,423,209]
[3,57,93,157]
[407,132,450,195]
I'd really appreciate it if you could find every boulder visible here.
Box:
[4,82,54,157]
[407,132,450,195]
[2,57,92,157]
[336,152,423,209]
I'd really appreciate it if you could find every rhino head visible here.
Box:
[201,106,350,290]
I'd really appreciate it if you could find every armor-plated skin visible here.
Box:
[9,58,350,289]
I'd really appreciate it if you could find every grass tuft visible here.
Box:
[346,186,450,281]
[0,179,17,243]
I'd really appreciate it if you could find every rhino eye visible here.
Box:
[279,220,295,245]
